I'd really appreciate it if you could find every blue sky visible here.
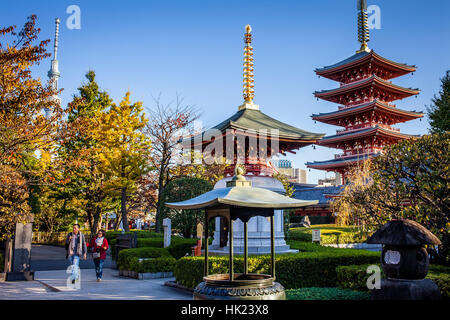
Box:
[2,0,449,183]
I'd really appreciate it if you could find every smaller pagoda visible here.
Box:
[182,25,324,255]
[306,0,423,183]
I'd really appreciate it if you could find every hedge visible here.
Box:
[128,256,177,273]
[174,249,380,289]
[117,247,172,271]
[286,287,370,300]
[336,264,450,299]
[106,230,163,243]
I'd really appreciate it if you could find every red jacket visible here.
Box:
[88,236,109,260]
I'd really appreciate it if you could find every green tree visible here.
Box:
[428,70,450,133]
[58,70,113,234]
[160,177,212,238]
[95,92,152,232]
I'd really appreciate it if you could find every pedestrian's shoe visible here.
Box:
[97,278,101,282]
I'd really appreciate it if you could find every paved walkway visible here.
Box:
[0,268,192,300]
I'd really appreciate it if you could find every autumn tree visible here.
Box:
[0,15,62,240]
[331,133,450,264]
[143,95,200,232]
[94,92,152,232]
[428,70,450,133]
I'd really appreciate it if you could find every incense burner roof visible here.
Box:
[166,185,318,210]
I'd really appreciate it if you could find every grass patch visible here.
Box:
[287,224,368,244]
[286,287,370,300]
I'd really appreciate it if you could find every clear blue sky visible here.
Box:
[2,0,449,183]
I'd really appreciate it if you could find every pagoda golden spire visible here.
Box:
[243,24,255,103]
[356,0,370,53]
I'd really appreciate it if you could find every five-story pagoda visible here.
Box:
[306,0,423,183]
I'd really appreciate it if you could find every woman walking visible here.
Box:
[88,230,109,282]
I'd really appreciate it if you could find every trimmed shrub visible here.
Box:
[106,230,164,243]
[286,287,370,300]
[117,247,172,271]
[174,250,380,289]
[336,263,450,299]
[427,273,450,300]
[168,239,198,259]
[128,256,177,273]
[137,238,165,248]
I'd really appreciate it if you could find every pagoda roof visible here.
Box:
[315,50,416,80]
[192,108,325,145]
[312,100,423,125]
[318,125,418,147]
[314,75,420,103]
[306,153,377,170]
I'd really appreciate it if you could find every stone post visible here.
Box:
[163,218,171,248]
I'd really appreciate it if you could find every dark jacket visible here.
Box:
[65,232,87,258]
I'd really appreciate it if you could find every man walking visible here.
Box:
[65,224,87,284]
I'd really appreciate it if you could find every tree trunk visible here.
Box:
[121,186,129,232]
[92,205,102,235]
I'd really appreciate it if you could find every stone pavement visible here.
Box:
[0,268,192,300]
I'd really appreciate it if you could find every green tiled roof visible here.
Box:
[209,108,325,141]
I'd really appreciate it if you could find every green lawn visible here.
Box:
[287,224,368,244]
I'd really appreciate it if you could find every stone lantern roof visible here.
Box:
[367,219,441,246]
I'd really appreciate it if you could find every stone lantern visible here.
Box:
[367,219,442,300]
[166,167,317,300]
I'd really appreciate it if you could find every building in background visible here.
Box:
[272,159,307,184]
[317,173,341,186]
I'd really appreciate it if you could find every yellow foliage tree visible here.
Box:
[94,92,152,231]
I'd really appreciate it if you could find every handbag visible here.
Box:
[92,237,103,259]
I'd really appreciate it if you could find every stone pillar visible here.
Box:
[4,218,35,281]
[163,218,171,248]
[12,222,33,273]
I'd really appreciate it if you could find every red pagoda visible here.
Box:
[306,0,423,184]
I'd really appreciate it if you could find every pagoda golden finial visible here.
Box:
[356,0,370,53]
[243,24,254,103]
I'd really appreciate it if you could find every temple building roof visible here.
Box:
[312,100,423,125]
[306,153,376,170]
[314,75,420,103]
[315,50,416,81]
[211,108,325,141]
[293,184,343,206]
[318,125,418,147]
